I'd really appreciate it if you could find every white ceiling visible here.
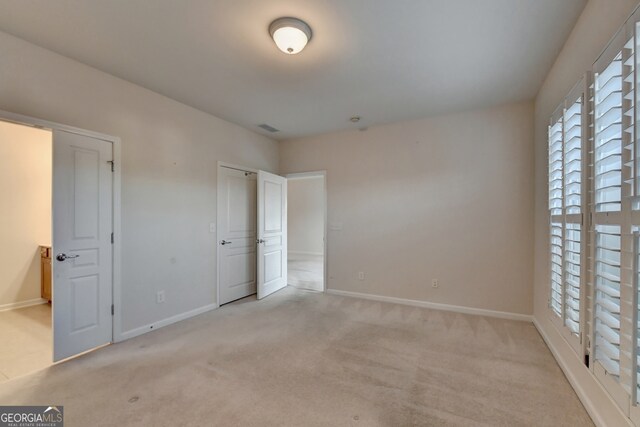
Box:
[0,0,587,140]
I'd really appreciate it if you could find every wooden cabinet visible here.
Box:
[40,246,52,302]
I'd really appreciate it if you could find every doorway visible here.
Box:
[0,111,120,371]
[217,163,288,305]
[286,172,326,292]
[0,120,52,381]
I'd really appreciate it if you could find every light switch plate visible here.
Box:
[209,222,216,233]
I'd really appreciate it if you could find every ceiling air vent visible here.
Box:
[258,124,280,133]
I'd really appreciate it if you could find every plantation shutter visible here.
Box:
[549,112,564,318]
[594,224,623,377]
[549,118,564,218]
[565,99,583,215]
[564,91,585,339]
[628,14,640,424]
[548,75,588,356]
[550,222,563,316]
[591,22,636,414]
[565,222,582,335]
[594,52,623,213]
[593,47,624,378]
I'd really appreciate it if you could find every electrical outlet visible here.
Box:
[358,272,365,281]
[432,279,439,288]
[156,290,165,304]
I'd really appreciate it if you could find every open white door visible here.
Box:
[218,166,257,305]
[257,171,287,299]
[53,130,113,361]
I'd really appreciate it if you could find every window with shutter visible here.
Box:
[548,81,586,354]
[549,112,564,319]
[593,45,624,385]
[591,17,637,416]
[564,95,584,340]
[544,5,640,424]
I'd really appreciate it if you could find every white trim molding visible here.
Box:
[0,298,48,312]
[0,109,123,346]
[119,303,218,341]
[533,318,633,427]
[326,289,533,322]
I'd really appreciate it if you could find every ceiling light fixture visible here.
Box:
[269,17,312,55]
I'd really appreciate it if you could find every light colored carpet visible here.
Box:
[0,303,51,382]
[0,288,592,426]
[288,254,323,291]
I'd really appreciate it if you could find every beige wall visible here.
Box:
[280,101,534,315]
[0,121,51,307]
[0,30,279,334]
[533,1,639,425]
[288,177,324,256]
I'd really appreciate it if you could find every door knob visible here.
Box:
[56,253,80,262]
[220,240,232,245]
[257,239,265,244]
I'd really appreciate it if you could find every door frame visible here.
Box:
[285,171,328,292]
[216,161,258,305]
[0,109,123,347]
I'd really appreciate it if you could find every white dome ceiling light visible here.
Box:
[269,17,312,55]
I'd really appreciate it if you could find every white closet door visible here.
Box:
[53,130,113,361]
[257,171,287,299]
[218,167,257,305]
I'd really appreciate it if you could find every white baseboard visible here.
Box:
[532,318,632,427]
[288,250,323,257]
[0,298,47,312]
[325,289,533,322]
[117,303,218,342]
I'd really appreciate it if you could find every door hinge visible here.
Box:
[111,232,114,244]
[108,160,114,172]
[111,304,114,316]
